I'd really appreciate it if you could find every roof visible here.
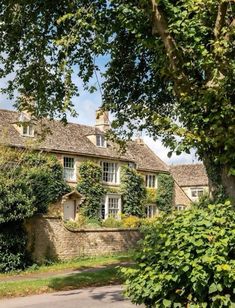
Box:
[0,109,168,172]
[170,164,209,187]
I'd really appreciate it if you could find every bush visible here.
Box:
[0,225,29,272]
[121,201,235,307]
[102,217,123,228]
[64,213,101,229]
[122,215,142,228]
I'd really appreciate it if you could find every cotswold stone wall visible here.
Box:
[25,216,141,263]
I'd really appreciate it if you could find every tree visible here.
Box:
[0,1,234,199]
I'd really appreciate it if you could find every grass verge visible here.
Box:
[0,267,123,299]
[0,251,134,279]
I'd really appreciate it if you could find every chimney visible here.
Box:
[95,109,110,131]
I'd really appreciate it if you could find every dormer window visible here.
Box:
[96,134,106,148]
[22,124,34,137]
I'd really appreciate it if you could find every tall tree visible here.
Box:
[0,0,234,199]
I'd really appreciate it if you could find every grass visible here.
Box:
[0,251,134,279]
[0,267,123,298]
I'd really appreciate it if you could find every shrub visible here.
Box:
[120,166,146,217]
[0,225,29,272]
[77,161,106,218]
[122,215,142,228]
[102,217,123,228]
[121,201,235,307]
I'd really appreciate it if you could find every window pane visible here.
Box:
[101,162,117,183]
[146,175,156,188]
[63,157,75,180]
[108,197,119,218]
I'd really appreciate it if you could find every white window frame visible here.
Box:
[21,123,34,137]
[101,161,119,184]
[101,194,122,220]
[145,174,157,188]
[96,135,107,148]
[190,187,204,198]
[63,156,76,182]
[146,204,158,218]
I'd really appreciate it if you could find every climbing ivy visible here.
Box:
[120,166,146,217]
[156,173,174,213]
[77,161,106,218]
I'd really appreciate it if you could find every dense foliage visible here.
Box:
[0,0,234,198]
[156,173,174,213]
[0,147,70,272]
[122,201,235,307]
[77,161,106,218]
[120,166,146,217]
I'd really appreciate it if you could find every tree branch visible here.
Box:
[150,0,190,96]
[214,2,229,39]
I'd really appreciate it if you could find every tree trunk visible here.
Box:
[221,166,235,202]
[203,158,235,203]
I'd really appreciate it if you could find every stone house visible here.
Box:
[0,108,191,220]
[170,164,209,202]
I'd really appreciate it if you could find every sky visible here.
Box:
[0,60,199,166]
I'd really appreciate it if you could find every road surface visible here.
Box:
[0,285,143,308]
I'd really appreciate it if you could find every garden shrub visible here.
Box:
[102,217,123,228]
[121,201,235,307]
[120,166,146,217]
[156,173,174,213]
[0,224,29,272]
[121,215,142,228]
[77,161,106,218]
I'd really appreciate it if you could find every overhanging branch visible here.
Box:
[150,0,190,97]
[214,2,229,39]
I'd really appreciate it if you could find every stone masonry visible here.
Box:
[25,216,141,263]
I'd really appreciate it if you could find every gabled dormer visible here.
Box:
[18,112,35,137]
[87,133,107,148]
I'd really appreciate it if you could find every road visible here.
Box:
[0,285,143,308]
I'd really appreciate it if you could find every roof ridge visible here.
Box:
[0,108,99,131]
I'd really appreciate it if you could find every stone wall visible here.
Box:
[25,216,141,263]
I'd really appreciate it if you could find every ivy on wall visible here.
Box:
[120,166,146,217]
[77,161,106,218]
[156,173,174,213]
[0,147,70,272]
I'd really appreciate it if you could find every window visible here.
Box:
[191,187,204,198]
[96,135,106,147]
[145,174,156,188]
[101,161,118,184]
[128,162,136,169]
[63,157,76,181]
[22,124,34,137]
[146,204,158,218]
[175,204,185,211]
[101,194,122,220]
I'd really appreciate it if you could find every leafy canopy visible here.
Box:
[0,0,234,194]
